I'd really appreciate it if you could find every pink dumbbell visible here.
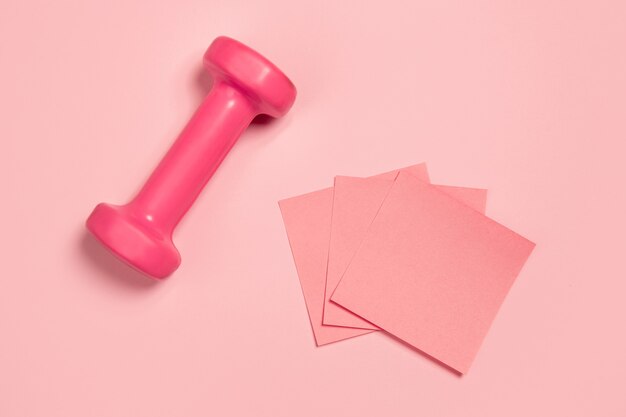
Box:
[86,36,296,279]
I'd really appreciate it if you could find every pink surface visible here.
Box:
[324,175,488,329]
[1,0,625,416]
[331,172,535,373]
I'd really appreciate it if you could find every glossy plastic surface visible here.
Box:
[86,36,296,279]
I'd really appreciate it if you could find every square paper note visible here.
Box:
[323,176,487,330]
[331,172,535,373]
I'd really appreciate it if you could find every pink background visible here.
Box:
[1,0,625,416]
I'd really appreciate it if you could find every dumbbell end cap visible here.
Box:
[204,36,297,117]
[86,203,180,279]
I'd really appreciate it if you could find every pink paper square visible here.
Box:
[279,188,372,345]
[331,172,535,372]
[323,176,488,329]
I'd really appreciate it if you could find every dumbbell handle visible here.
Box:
[131,81,256,233]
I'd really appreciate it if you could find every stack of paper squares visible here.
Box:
[279,164,535,374]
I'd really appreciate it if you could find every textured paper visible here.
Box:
[279,188,371,345]
[278,164,429,345]
[323,176,488,329]
[279,164,487,345]
[331,172,535,372]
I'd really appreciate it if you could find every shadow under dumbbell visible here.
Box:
[379,332,463,377]
[194,64,214,101]
[80,232,159,289]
